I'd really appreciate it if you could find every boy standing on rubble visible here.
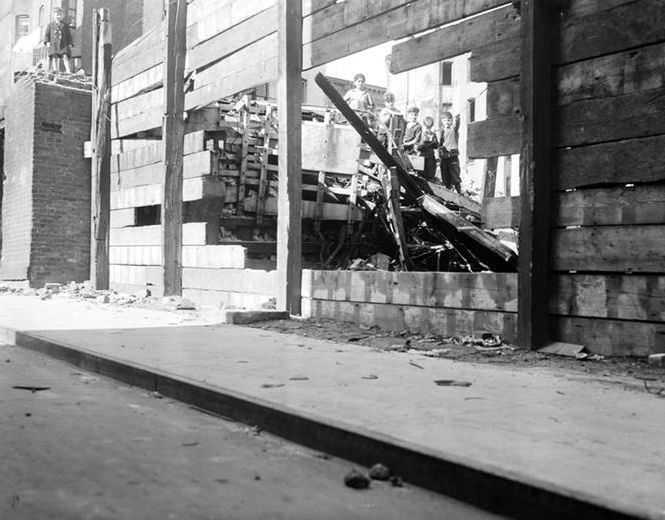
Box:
[402,106,423,154]
[43,7,72,74]
[343,73,375,115]
[418,116,438,181]
[438,111,461,193]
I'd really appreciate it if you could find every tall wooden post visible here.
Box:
[162,0,187,295]
[90,8,111,290]
[276,0,303,314]
[517,0,558,348]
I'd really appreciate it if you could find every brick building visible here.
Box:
[0,75,91,286]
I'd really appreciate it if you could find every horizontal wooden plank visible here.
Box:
[467,116,520,158]
[482,196,520,229]
[114,88,162,123]
[111,142,162,173]
[486,78,520,119]
[185,34,278,110]
[557,135,665,189]
[303,0,509,70]
[182,288,276,309]
[557,184,665,227]
[183,267,278,293]
[560,0,665,65]
[110,208,136,229]
[110,176,226,209]
[303,0,411,45]
[552,225,665,273]
[110,245,246,268]
[302,299,517,341]
[469,35,519,83]
[558,89,665,147]
[429,182,483,216]
[390,4,518,74]
[112,105,162,139]
[111,151,214,189]
[558,41,665,107]
[110,264,162,286]
[188,6,276,71]
[552,274,665,322]
[110,222,212,246]
[112,23,165,86]
[112,64,162,104]
[244,197,363,220]
[566,0,634,18]
[301,270,517,311]
[554,315,665,357]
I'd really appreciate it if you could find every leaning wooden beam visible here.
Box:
[90,8,112,290]
[162,0,188,296]
[517,0,557,348]
[276,0,303,314]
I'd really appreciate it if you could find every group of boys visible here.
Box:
[343,73,462,194]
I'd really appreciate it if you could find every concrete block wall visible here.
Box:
[29,82,91,286]
[0,77,92,287]
[0,77,35,281]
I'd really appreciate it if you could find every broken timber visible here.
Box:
[314,72,518,272]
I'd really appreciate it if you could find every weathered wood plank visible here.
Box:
[467,116,520,158]
[428,182,483,216]
[111,151,213,189]
[183,267,278,293]
[187,0,275,48]
[389,4,518,74]
[302,270,517,311]
[486,78,520,119]
[110,208,136,229]
[112,23,165,86]
[276,0,303,314]
[557,135,665,189]
[554,316,664,357]
[188,6,277,71]
[552,274,665,322]
[302,299,517,341]
[482,196,520,229]
[469,35,519,83]
[110,245,247,268]
[558,41,665,106]
[303,0,510,70]
[558,89,665,147]
[185,34,278,111]
[112,64,162,104]
[110,222,212,246]
[560,0,665,65]
[110,176,226,209]
[557,184,665,227]
[245,197,362,220]
[552,225,665,273]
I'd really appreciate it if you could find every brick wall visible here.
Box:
[29,81,91,286]
[0,76,35,280]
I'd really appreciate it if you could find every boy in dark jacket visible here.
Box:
[43,7,72,73]
[438,111,461,193]
[418,116,438,181]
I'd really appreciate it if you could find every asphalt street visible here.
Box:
[0,343,504,520]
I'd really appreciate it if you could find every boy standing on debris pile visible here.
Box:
[43,7,72,74]
[418,116,438,181]
[402,106,423,154]
[438,111,461,193]
[343,73,375,117]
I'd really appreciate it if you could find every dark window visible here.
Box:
[467,97,476,123]
[439,61,453,86]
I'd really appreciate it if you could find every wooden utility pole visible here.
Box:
[162,0,187,295]
[276,0,303,314]
[517,0,558,347]
[90,8,112,290]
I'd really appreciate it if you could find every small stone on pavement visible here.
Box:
[344,469,370,489]
[369,463,391,480]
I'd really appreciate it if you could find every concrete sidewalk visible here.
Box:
[1,294,663,520]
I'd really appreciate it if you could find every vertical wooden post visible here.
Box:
[276,0,302,314]
[90,8,111,290]
[162,0,187,296]
[517,0,557,348]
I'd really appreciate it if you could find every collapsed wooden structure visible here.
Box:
[95,0,665,356]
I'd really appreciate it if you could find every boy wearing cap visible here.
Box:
[43,7,72,73]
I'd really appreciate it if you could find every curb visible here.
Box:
[14,329,650,520]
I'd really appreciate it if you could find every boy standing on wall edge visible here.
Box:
[43,7,72,74]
